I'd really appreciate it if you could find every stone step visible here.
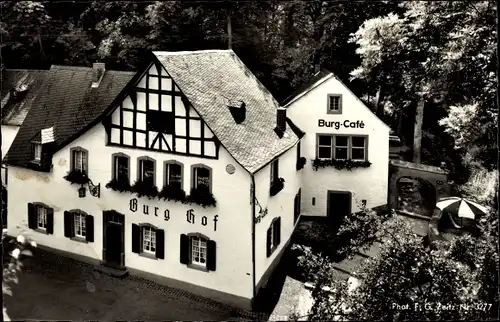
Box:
[94,264,129,278]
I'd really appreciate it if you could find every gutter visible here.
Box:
[251,174,256,307]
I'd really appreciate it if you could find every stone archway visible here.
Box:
[389,160,450,217]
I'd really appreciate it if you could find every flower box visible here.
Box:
[270,177,285,196]
[312,158,371,171]
[158,184,187,202]
[64,170,90,185]
[131,180,158,199]
[186,185,216,208]
[105,178,132,193]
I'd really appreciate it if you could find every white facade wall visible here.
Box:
[286,76,389,217]
[1,125,20,185]
[7,121,254,299]
[254,142,302,283]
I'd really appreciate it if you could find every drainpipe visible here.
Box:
[251,175,256,308]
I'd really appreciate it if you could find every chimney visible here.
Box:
[92,62,106,88]
[277,107,287,132]
[228,100,246,124]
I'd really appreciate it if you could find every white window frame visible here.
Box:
[37,206,47,230]
[113,155,129,181]
[74,212,86,238]
[193,167,210,190]
[317,135,333,159]
[334,135,349,160]
[351,136,367,161]
[190,235,207,267]
[166,163,182,186]
[142,226,156,254]
[33,144,42,161]
[139,159,155,183]
[328,96,340,111]
[73,150,87,172]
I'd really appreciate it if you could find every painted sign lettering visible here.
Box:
[128,198,217,229]
[318,119,365,130]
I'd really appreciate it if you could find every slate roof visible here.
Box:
[1,69,49,126]
[4,65,135,167]
[154,50,300,174]
[280,69,331,106]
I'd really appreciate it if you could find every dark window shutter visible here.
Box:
[64,211,73,237]
[132,224,141,253]
[274,217,281,246]
[180,234,189,264]
[27,203,36,229]
[46,208,54,234]
[156,229,165,259]
[266,226,272,257]
[86,215,94,242]
[207,240,216,271]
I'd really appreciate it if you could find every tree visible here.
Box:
[350,1,497,169]
[300,205,498,321]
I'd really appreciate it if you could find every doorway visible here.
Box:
[327,191,352,229]
[103,210,125,269]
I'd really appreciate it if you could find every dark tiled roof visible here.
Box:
[280,69,332,106]
[1,70,49,126]
[4,65,135,167]
[154,50,300,174]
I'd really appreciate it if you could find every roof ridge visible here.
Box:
[153,49,233,56]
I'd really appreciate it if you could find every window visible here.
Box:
[147,110,175,134]
[64,210,94,242]
[71,147,88,173]
[327,94,342,114]
[192,165,211,192]
[266,217,281,257]
[33,143,42,161]
[318,135,333,159]
[142,226,156,254]
[113,154,129,182]
[191,235,207,266]
[28,203,54,234]
[180,234,216,271]
[139,158,155,184]
[270,159,279,183]
[316,135,368,161]
[131,224,164,259]
[74,213,86,238]
[334,136,349,160]
[165,161,182,188]
[37,206,47,230]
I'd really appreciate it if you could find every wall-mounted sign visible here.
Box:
[318,119,365,130]
[129,198,218,231]
[226,164,236,174]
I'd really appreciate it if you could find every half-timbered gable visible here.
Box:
[106,62,219,159]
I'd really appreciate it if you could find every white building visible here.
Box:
[5,51,303,310]
[5,51,389,310]
[283,69,390,226]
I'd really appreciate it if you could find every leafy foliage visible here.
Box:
[304,203,498,321]
[269,177,285,196]
[296,157,307,171]
[186,185,216,208]
[105,177,132,193]
[312,158,371,171]
[131,180,158,199]
[63,170,89,185]
[158,184,187,203]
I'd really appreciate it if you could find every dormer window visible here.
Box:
[32,143,42,162]
[327,94,342,114]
